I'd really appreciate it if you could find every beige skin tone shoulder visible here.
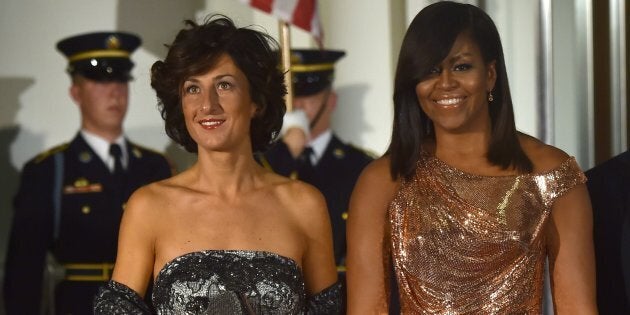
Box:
[111,166,337,297]
[518,134,598,314]
[346,156,399,314]
[110,53,337,298]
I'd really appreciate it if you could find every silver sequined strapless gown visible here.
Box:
[94,250,341,314]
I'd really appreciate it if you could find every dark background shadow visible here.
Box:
[333,84,376,154]
[0,77,36,314]
[117,0,204,174]
[117,0,206,58]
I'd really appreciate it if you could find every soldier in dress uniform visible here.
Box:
[3,31,172,314]
[258,49,374,279]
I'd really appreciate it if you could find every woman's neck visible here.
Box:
[191,149,263,199]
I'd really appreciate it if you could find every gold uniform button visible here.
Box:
[81,206,91,214]
[333,148,345,159]
[342,212,348,220]
[289,171,298,180]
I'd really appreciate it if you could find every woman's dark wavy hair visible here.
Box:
[151,15,286,153]
[388,1,532,180]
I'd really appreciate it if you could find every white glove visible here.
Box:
[280,109,310,139]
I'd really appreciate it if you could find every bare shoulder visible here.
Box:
[518,133,572,173]
[123,175,181,222]
[356,155,399,196]
[271,174,328,221]
[349,155,400,218]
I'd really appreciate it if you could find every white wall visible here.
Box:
[485,1,540,139]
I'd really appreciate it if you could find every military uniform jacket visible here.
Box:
[4,133,172,315]
[586,150,630,314]
[260,135,373,266]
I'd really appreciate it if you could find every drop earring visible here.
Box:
[488,91,494,102]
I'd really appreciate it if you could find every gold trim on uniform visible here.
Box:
[132,147,142,158]
[290,63,335,73]
[34,143,70,163]
[68,50,130,63]
[349,143,378,159]
[333,148,345,159]
[64,183,103,194]
[74,177,89,187]
[64,262,114,281]
[258,154,271,169]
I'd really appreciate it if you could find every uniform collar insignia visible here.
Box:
[132,147,142,159]
[333,148,345,159]
[79,151,92,163]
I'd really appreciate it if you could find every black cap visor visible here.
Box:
[69,58,133,82]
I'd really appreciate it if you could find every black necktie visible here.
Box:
[109,143,126,210]
[298,147,314,167]
[296,147,314,178]
[109,143,124,177]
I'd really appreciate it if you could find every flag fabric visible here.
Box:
[241,0,323,44]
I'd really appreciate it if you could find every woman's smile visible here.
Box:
[198,118,225,130]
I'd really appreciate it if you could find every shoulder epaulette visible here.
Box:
[34,143,70,164]
[348,143,379,159]
[129,143,166,157]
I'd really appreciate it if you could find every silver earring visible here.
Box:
[488,91,494,102]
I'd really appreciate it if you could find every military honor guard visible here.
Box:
[259,49,374,276]
[3,31,172,314]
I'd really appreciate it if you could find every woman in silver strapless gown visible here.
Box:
[94,15,341,315]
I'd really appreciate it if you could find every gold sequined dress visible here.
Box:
[389,153,586,314]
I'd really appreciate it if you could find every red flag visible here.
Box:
[241,0,323,45]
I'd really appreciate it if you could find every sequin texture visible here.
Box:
[389,153,586,314]
[94,250,342,314]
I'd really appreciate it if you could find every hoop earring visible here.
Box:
[488,91,494,102]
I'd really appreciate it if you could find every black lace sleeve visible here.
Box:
[93,280,152,315]
[307,281,343,315]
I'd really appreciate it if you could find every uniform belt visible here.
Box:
[63,262,114,281]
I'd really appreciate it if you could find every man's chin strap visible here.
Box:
[309,88,331,130]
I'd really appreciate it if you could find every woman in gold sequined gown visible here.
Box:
[346,2,597,314]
